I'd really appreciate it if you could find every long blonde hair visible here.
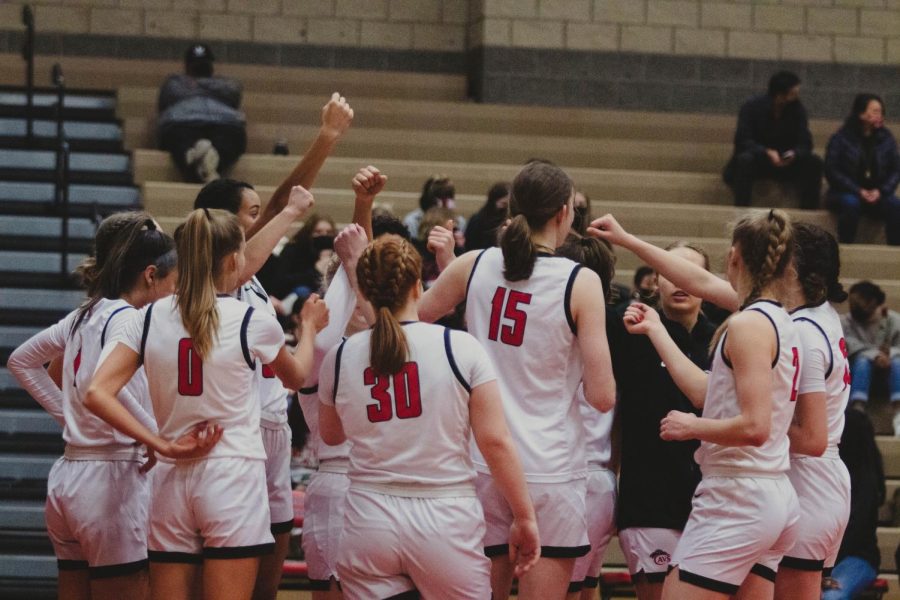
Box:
[173,208,243,358]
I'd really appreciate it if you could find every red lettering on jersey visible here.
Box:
[73,347,82,378]
[262,364,275,379]
[177,338,203,396]
[790,346,800,402]
[363,362,422,423]
[488,286,531,346]
[839,338,851,387]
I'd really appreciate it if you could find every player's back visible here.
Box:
[465,247,585,482]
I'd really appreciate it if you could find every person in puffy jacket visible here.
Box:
[825,93,900,245]
[157,43,247,183]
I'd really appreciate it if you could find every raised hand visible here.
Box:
[301,293,330,332]
[352,165,387,205]
[427,220,456,272]
[334,223,369,269]
[321,92,354,139]
[623,302,661,336]
[287,184,315,215]
[586,214,629,246]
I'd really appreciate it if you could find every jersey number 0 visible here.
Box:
[364,362,422,423]
[178,338,203,396]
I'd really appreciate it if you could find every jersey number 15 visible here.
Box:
[488,287,532,347]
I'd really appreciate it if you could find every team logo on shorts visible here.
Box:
[650,549,671,566]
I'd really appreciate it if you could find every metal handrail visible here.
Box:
[52,63,70,280]
[21,5,35,145]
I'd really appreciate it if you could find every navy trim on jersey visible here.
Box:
[780,555,825,572]
[148,551,203,564]
[384,591,420,600]
[564,264,582,335]
[747,307,780,368]
[307,579,332,591]
[333,339,348,404]
[270,519,294,535]
[139,303,155,365]
[740,298,783,311]
[57,559,89,571]
[89,558,149,579]
[203,543,275,559]
[634,571,668,584]
[583,575,600,588]
[750,563,777,582]
[299,384,319,396]
[568,581,585,593]
[465,248,489,303]
[484,543,508,557]
[720,332,733,369]
[240,306,255,370]
[542,544,591,558]
[678,568,739,594]
[443,327,470,393]
[100,305,135,348]
[245,278,269,303]
[793,316,834,379]
[789,300,827,315]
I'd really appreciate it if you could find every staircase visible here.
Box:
[0,86,139,597]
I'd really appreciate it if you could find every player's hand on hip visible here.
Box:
[509,517,541,578]
[139,447,157,474]
[162,422,224,459]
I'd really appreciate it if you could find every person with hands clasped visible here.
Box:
[318,235,539,599]
[8,212,177,600]
[597,210,801,600]
[87,208,328,600]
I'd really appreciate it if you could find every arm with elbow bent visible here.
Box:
[86,344,222,459]
[268,294,329,391]
[242,185,314,283]
[788,391,827,457]
[660,312,775,447]
[624,303,708,409]
[572,269,615,413]
[318,403,346,446]
[417,250,478,324]
[7,326,66,426]
[469,380,540,577]
[587,215,740,312]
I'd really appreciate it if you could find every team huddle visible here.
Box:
[9,95,852,600]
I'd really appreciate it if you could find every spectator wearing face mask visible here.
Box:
[403,176,466,241]
[723,70,823,209]
[257,214,336,308]
[841,280,900,432]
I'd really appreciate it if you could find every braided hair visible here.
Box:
[732,209,794,307]
[356,235,423,375]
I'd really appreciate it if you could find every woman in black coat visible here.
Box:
[825,93,900,245]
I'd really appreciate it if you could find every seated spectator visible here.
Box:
[257,213,336,304]
[821,408,884,600]
[157,43,246,183]
[825,93,900,245]
[632,265,657,305]
[464,181,509,251]
[841,281,900,430]
[723,70,823,209]
[402,175,466,240]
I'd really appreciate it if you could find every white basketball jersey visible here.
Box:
[792,302,850,453]
[109,294,284,462]
[696,300,800,475]
[55,298,153,449]
[319,322,495,496]
[578,384,613,468]
[235,276,289,422]
[465,247,586,483]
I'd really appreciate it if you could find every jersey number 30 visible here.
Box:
[178,338,203,396]
[488,287,532,346]
[364,363,422,423]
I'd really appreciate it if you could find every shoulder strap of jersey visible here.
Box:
[746,307,780,369]
[793,316,834,379]
[564,264,583,335]
[465,248,489,304]
[443,327,471,393]
[240,306,256,370]
[245,277,269,303]
[100,305,135,348]
[332,338,349,403]
[139,303,155,365]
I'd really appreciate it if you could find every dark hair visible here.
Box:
[793,222,847,305]
[356,235,423,375]
[486,182,511,211]
[633,265,655,289]
[556,235,616,298]
[418,176,455,212]
[768,71,801,97]
[288,213,336,248]
[500,160,573,281]
[194,178,255,215]
[372,214,411,240]
[72,212,176,337]
[844,93,884,133]
[848,280,886,305]
[732,209,794,305]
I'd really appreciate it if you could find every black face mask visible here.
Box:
[573,206,588,233]
[850,306,873,323]
[312,235,334,252]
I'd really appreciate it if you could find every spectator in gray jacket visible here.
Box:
[157,43,246,183]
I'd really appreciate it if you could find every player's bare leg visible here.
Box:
[634,578,664,600]
[518,557,576,600]
[91,570,149,600]
[251,531,290,600]
[488,554,515,600]
[57,568,91,600]
[204,557,260,600]
[150,562,200,600]
[733,571,775,600]
[773,567,820,600]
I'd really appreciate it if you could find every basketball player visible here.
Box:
[419,160,616,599]
[85,207,328,600]
[318,235,540,599]
[8,212,176,600]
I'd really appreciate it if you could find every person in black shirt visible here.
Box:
[464,181,510,251]
[723,71,823,209]
[825,93,900,245]
[608,241,716,600]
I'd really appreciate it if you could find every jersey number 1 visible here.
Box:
[488,287,532,347]
[178,338,203,396]
[364,362,422,423]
